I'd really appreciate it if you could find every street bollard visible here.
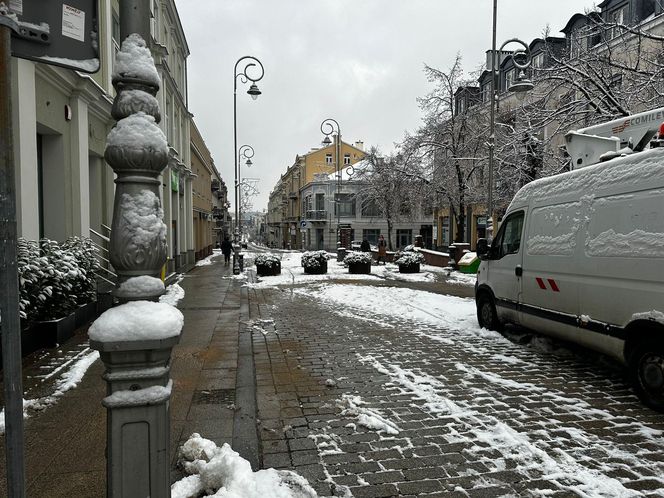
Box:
[239,254,244,272]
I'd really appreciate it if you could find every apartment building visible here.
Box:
[10,0,195,274]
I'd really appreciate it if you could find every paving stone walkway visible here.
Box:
[250,277,664,498]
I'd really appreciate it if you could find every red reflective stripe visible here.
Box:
[536,277,546,290]
[548,279,560,292]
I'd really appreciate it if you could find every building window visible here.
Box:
[336,193,355,217]
[609,5,628,39]
[325,154,333,164]
[363,229,380,245]
[532,52,544,70]
[315,193,325,211]
[504,68,515,92]
[343,153,351,165]
[476,216,487,240]
[361,199,380,217]
[482,82,491,103]
[442,216,450,246]
[396,229,412,248]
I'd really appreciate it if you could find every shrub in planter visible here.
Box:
[254,253,281,276]
[301,250,329,274]
[16,236,101,348]
[395,251,425,273]
[344,251,372,274]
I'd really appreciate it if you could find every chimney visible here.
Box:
[354,140,364,151]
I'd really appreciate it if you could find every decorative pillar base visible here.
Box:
[90,335,180,498]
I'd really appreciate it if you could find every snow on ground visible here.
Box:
[0,348,99,434]
[239,250,469,289]
[160,274,185,307]
[358,354,647,497]
[171,433,318,498]
[196,253,219,267]
[298,283,489,340]
[337,394,400,435]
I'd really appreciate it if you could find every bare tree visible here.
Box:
[407,55,486,242]
[352,148,426,250]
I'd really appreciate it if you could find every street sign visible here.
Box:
[6,0,100,73]
[300,220,310,229]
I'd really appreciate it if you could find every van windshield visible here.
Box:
[494,211,524,258]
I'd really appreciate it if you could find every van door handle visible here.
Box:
[515,265,523,277]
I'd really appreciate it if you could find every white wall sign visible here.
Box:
[62,4,85,42]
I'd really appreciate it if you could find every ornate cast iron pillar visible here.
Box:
[89,34,182,498]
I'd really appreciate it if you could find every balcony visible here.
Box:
[211,179,220,191]
[304,210,327,220]
[212,207,223,219]
[289,191,298,199]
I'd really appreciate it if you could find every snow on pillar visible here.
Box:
[89,34,182,498]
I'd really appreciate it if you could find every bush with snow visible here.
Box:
[395,251,425,266]
[300,251,329,269]
[343,251,373,266]
[17,237,100,322]
[254,253,281,268]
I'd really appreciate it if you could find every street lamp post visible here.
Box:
[233,56,263,274]
[487,0,533,237]
[237,144,254,248]
[320,118,342,253]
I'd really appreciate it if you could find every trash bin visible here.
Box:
[337,247,347,263]
[238,254,244,272]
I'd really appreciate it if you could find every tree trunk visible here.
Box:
[386,216,394,251]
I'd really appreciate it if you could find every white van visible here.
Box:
[475,115,664,411]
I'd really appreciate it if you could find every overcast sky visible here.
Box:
[177,0,592,211]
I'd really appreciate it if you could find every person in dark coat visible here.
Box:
[360,239,371,252]
[221,237,233,265]
[377,234,387,264]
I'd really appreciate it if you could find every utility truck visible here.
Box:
[475,108,664,411]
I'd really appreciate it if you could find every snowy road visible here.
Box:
[247,256,664,498]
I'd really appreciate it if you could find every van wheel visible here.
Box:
[477,294,502,332]
[629,340,664,412]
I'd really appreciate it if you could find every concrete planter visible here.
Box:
[398,263,420,274]
[36,313,77,348]
[256,261,281,277]
[304,261,327,274]
[75,301,98,328]
[348,261,371,274]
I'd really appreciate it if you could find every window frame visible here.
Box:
[491,210,525,259]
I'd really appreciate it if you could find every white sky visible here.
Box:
[177,0,593,211]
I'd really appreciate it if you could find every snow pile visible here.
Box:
[196,253,217,266]
[172,433,318,498]
[0,349,99,434]
[107,112,168,153]
[117,275,164,296]
[160,282,185,307]
[337,394,400,435]
[118,190,167,249]
[112,33,161,86]
[89,301,183,342]
[39,56,100,72]
[114,88,159,114]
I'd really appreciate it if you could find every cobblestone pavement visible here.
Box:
[248,278,664,498]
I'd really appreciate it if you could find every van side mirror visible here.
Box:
[477,238,489,260]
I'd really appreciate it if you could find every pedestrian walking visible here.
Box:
[377,234,387,264]
[221,237,233,265]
